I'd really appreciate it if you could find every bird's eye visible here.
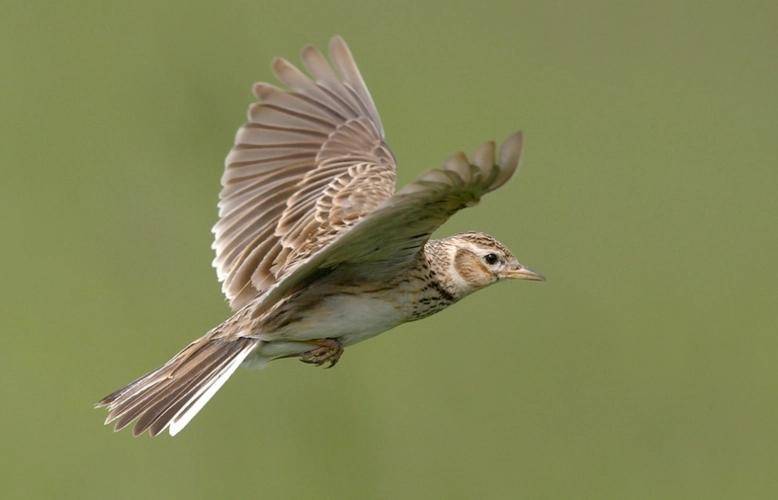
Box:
[483,253,499,265]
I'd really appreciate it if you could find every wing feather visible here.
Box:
[252,132,525,315]
[213,37,396,309]
[215,37,522,317]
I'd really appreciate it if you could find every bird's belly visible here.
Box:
[261,293,405,348]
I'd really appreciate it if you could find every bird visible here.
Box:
[96,35,544,437]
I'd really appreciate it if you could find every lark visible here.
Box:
[97,36,544,437]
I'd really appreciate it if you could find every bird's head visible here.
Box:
[439,231,544,297]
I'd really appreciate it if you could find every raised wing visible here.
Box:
[255,132,524,315]
[213,36,396,310]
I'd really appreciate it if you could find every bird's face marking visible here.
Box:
[446,232,544,295]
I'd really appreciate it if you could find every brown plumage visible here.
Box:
[97,36,543,437]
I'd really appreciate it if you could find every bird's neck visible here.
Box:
[421,240,461,302]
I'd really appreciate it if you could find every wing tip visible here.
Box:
[251,81,276,100]
[472,140,496,171]
[271,57,297,81]
[492,131,524,190]
[299,44,319,64]
[499,131,524,169]
[329,34,347,52]
[442,152,472,183]
[271,56,287,71]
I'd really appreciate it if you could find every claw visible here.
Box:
[299,338,343,368]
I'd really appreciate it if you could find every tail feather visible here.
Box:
[167,350,251,436]
[128,350,232,435]
[111,348,228,434]
[97,336,258,437]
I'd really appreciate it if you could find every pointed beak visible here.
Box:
[501,265,545,282]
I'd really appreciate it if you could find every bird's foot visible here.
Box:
[299,338,343,368]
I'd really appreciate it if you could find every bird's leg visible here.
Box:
[299,338,344,368]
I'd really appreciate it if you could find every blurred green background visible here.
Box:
[3,0,777,498]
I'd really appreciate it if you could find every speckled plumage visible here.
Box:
[97,36,543,437]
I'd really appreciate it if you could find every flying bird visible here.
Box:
[97,36,544,436]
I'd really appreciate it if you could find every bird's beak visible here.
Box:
[501,265,545,282]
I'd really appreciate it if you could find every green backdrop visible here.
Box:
[3,1,777,498]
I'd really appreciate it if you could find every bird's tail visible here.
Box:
[96,333,259,437]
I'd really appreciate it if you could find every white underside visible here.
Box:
[254,293,405,361]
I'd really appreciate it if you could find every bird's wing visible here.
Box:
[256,132,524,314]
[213,36,397,309]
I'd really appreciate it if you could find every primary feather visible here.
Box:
[214,36,396,310]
